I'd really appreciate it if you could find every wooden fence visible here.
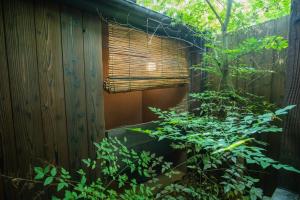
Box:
[228,16,289,105]
[0,0,105,198]
[225,16,290,195]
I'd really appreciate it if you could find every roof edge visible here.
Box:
[56,0,203,48]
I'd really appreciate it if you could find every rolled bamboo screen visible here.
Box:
[104,23,190,92]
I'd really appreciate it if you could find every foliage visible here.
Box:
[132,91,299,199]
[33,137,176,200]
[139,0,289,90]
[30,1,293,199]
[30,91,299,199]
[189,90,276,118]
[138,0,290,33]
[196,35,288,89]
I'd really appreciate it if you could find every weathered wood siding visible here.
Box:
[214,16,289,105]
[224,16,290,195]
[0,0,105,198]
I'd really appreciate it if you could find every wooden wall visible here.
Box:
[225,16,290,195]
[214,16,289,105]
[0,0,105,198]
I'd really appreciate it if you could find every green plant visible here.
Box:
[139,0,289,90]
[195,35,288,90]
[33,137,176,200]
[133,91,299,199]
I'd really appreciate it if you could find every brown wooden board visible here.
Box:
[35,0,70,168]
[0,0,18,198]
[189,47,202,112]
[270,16,289,105]
[82,13,105,159]
[3,0,44,177]
[61,6,89,169]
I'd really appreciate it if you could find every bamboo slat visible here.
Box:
[105,23,189,92]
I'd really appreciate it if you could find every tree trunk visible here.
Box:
[220,30,230,90]
[278,0,300,193]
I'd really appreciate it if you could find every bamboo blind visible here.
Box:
[104,23,190,92]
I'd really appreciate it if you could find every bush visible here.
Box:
[133,91,299,199]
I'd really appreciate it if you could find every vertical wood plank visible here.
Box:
[82,13,105,159]
[0,0,18,198]
[189,47,202,112]
[0,0,18,175]
[271,16,289,105]
[61,6,88,169]
[3,0,44,176]
[34,0,69,168]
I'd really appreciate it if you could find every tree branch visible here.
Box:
[222,0,233,33]
[205,0,224,27]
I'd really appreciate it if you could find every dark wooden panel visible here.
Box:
[0,0,18,198]
[189,48,203,113]
[270,16,289,105]
[0,177,3,200]
[35,0,69,168]
[82,13,105,157]
[61,6,88,169]
[0,0,18,174]
[3,0,44,176]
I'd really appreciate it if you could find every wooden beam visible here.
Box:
[82,13,105,159]
[35,0,69,168]
[61,5,89,169]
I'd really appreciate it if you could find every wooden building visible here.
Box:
[0,0,203,198]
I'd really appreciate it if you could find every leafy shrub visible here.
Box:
[31,92,299,200]
[33,137,175,200]
[133,91,299,199]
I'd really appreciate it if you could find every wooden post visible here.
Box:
[188,45,205,113]
[278,0,300,193]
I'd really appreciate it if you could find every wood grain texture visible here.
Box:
[0,0,18,198]
[61,6,88,169]
[35,0,69,168]
[189,48,202,113]
[271,16,289,105]
[3,0,44,176]
[278,2,300,192]
[82,13,105,158]
[0,0,18,174]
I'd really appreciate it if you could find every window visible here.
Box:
[104,23,189,93]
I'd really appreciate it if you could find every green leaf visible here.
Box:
[213,138,254,154]
[80,176,87,185]
[51,196,60,200]
[50,167,57,177]
[61,168,69,175]
[34,173,44,180]
[275,105,296,115]
[44,177,54,186]
[34,167,43,174]
[57,182,67,192]
[260,162,270,169]
[44,165,50,174]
